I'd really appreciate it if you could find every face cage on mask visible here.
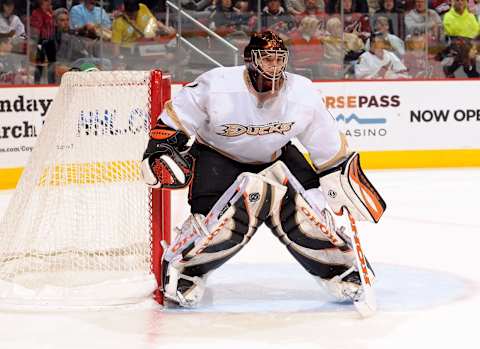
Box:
[251,49,289,82]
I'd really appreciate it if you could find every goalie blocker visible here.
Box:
[319,152,386,223]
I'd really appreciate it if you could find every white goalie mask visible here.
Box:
[244,31,289,88]
[250,48,289,82]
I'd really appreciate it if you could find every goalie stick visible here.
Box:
[342,209,377,318]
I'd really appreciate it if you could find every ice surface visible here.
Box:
[0,169,478,349]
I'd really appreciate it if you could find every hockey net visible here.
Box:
[0,70,171,308]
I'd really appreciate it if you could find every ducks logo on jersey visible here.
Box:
[216,122,295,137]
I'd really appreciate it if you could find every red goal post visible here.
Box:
[0,70,171,308]
[150,70,171,304]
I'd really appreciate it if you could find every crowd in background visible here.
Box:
[0,0,480,83]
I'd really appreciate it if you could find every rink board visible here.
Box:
[1,80,480,189]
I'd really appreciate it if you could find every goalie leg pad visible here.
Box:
[162,172,286,306]
[319,152,386,223]
[261,161,370,303]
[267,183,356,278]
[260,162,356,277]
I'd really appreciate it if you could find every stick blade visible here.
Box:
[354,287,377,318]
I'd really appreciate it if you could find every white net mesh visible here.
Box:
[0,71,160,307]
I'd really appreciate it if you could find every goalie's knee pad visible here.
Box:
[261,161,356,279]
[162,172,286,306]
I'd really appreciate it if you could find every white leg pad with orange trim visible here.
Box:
[260,161,353,257]
[161,172,286,307]
[319,152,387,223]
[260,161,376,317]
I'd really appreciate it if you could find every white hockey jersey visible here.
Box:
[160,66,346,171]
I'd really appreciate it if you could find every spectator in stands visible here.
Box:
[403,31,428,77]
[404,0,443,44]
[234,0,250,12]
[69,0,112,40]
[373,0,404,38]
[209,0,237,35]
[436,36,479,77]
[209,1,254,38]
[31,0,56,84]
[367,0,381,12]
[366,16,405,58]
[403,30,442,78]
[291,0,325,16]
[0,0,24,38]
[299,0,325,18]
[281,0,326,16]
[322,16,364,78]
[52,7,111,82]
[288,15,323,78]
[326,0,368,14]
[247,0,289,12]
[261,0,294,37]
[0,30,15,83]
[301,0,323,16]
[294,0,328,31]
[333,0,371,42]
[421,0,476,15]
[231,0,255,32]
[355,31,409,79]
[112,0,175,57]
[443,0,480,40]
[55,8,88,57]
[0,30,30,84]
[53,7,87,80]
[290,0,327,30]
[430,0,451,16]
[473,0,480,21]
[285,0,306,15]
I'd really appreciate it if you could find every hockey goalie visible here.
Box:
[141,30,386,317]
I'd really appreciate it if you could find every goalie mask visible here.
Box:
[244,31,289,86]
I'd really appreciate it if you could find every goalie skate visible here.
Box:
[160,216,208,307]
[337,214,377,318]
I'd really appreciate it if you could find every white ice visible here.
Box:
[0,168,478,349]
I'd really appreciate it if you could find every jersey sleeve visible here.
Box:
[159,72,211,137]
[297,89,349,172]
